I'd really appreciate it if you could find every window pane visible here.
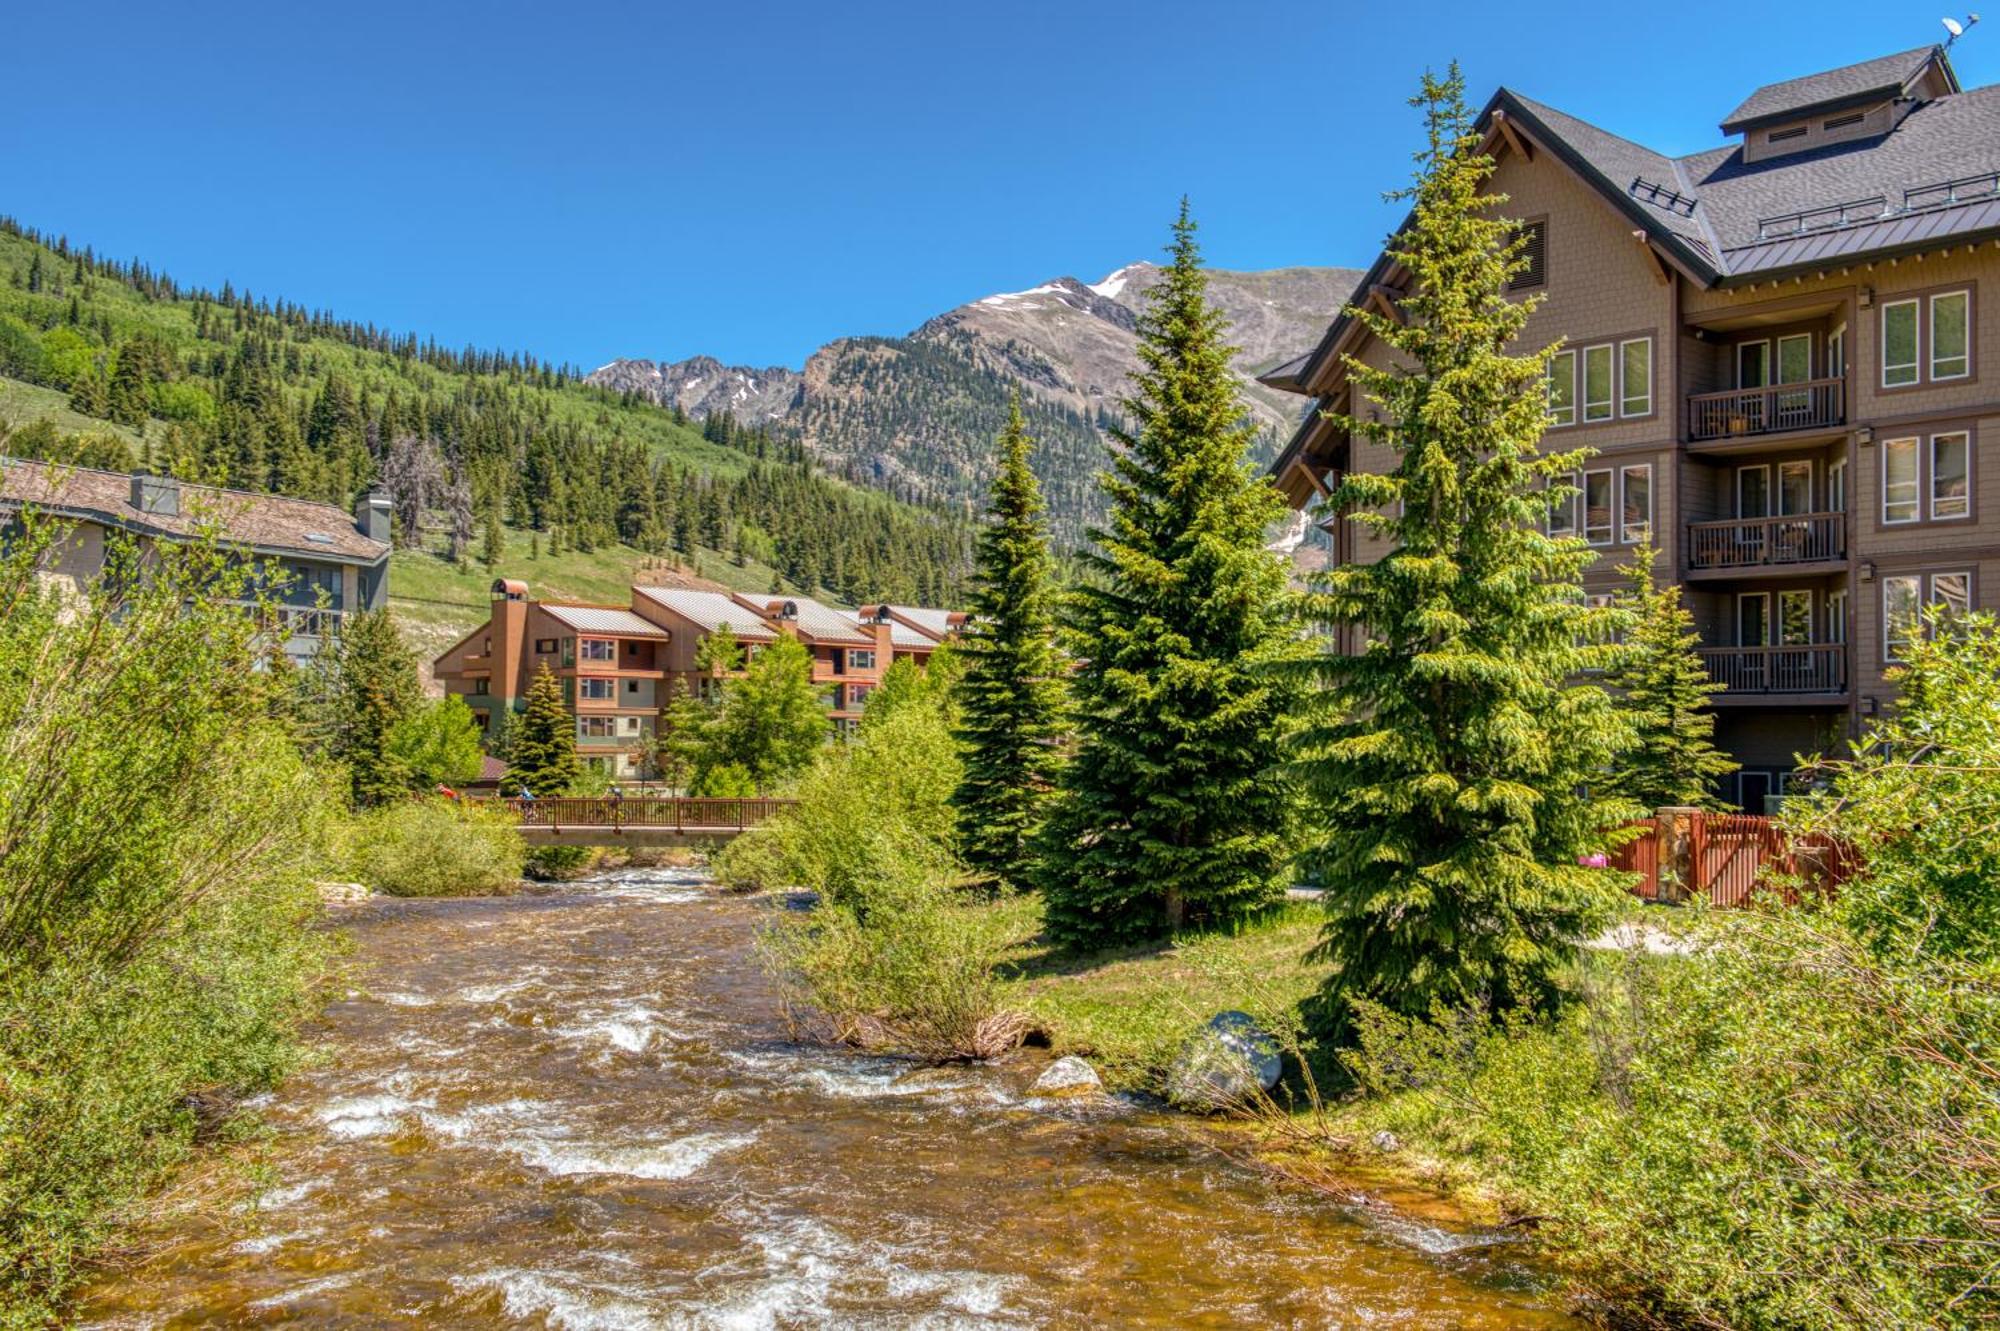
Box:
[1932,292,1969,379]
[1584,469,1613,543]
[1931,432,1970,518]
[1780,591,1813,645]
[1828,461,1847,513]
[1738,595,1768,646]
[1883,438,1919,522]
[1621,465,1651,542]
[1882,301,1919,386]
[1548,350,1575,426]
[1779,461,1812,515]
[1620,339,1651,416]
[1933,571,1971,618]
[1828,325,1847,378]
[1827,592,1847,644]
[1884,576,1921,659]
[1737,466,1769,519]
[1777,334,1811,384]
[1583,345,1613,421]
[1548,471,1577,535]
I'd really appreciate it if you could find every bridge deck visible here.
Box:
[472,795,796,844]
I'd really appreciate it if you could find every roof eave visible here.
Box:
[1717,223,2000,287]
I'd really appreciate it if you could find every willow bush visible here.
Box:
[339,797,524,897]
[0,509,339,1322]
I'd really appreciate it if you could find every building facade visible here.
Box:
[433,582,960,778]
[0,458,392,662]
[1265,44,2000,809]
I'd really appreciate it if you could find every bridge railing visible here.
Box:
[475,795,797,831]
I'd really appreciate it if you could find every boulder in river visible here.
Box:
[1167,1011,1282,1111]
[1028,1056,1103,1097]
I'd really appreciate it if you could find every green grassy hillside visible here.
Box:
[0,219,972,612]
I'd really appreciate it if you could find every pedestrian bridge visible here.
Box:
[473,796,796,845]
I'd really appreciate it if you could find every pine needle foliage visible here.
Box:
[954,397,1066,885]
[504,663,580,796]
[1037,202,1301,946]
[1290,67,1636,1026]
[1604,540,1736,811]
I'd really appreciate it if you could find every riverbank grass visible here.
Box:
[990,895,1324,1091]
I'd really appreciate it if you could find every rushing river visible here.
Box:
[80,869,1581,1329]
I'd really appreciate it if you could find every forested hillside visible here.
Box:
[0,219,971,612]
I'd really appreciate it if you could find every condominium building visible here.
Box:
[433,581,961,777]
[1266,44,2000,809]
[0,457,392,661]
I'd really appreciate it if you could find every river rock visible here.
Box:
[318,881,373,904]
[1028,1056,1103,1097]
[1371,1129,1403,1154]
[1167,1011,1282,1111]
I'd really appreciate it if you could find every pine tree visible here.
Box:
[324,609,423,807]
[954,396,1065,886]
[505,664,580,796]
[1605,540,1737,810]
[480,498,505,570]
[1291,67,1635,1027]
[1036,203,1301,945]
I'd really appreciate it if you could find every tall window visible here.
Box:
[1737,464,1770,519]
[1619,338,1652,416]
[1932,432,1971,519]
[1738,593,1769,646]
[1583,345,1614,422]
[1828,458,1847,513]
[1583,468,1613,544]
[1881,299,1920,387]
[1509,220,1547,291]
[1828,322,1847,378]
[1882,438,1920,523]
[1620,464,1652,543]
[1548,471,1578,536]
[1885,571,1974,662]
[1778,460,1813,515]
[1779,589,1814,645]
[1827,589,1847,643]
[1932,290,1970,380]
[1548,350,1576,427]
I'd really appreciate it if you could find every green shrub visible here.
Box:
[713,694,961,903]
[339,798,524,897]
[0,515,339,1320]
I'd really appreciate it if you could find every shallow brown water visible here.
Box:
[79,869,1582,1329]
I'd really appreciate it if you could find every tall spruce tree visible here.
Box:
[1291,67,1635,1026]
[954,397,1066,885]
[324,608,422,807]
[1036,203,1300,945]
[505,664,581,796]
[1604,540,1737,810]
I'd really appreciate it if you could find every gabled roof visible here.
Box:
[633,587,778,642]
[733,593,873,646]
[881,605,957,641]
[1720,46,1944,133]
[539,604,670,639]
[842,610,935,649]
[0,457,388,563]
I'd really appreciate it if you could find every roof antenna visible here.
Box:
[1942,13,1980,48]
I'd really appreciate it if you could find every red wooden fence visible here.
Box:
[1610,812,1857,907]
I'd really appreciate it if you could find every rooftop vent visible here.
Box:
[129,473,180,518]
[304,532,335,545]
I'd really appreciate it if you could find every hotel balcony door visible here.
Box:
[1738,593,1770,690]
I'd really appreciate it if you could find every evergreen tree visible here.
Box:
[1604,540,1737,811]
[323,608,423,807]
[480,498,505,570]
[954,396,1065,886]
[505,664,580,795]
[712,634,826,791]
[1291,67,1634,1027]
[1036,203,1301,945]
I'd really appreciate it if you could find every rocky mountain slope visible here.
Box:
[592,261,1362,541]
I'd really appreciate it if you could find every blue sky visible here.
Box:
[5,3,1990,370]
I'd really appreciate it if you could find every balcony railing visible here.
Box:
[1686,513,1846,570]
[1701,644,1846,694]
[1687,376,1844,441]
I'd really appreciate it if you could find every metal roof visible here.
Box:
[540,604,670,639]
[883,605,956,640]
[735,594,873,646]
[842,611,934,649]
[632,587,778,641]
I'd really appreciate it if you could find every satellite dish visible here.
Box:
[1943,13,1980,46]
[1944,16,1963,34]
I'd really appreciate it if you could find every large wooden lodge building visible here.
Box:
[432,582,961,778]
[1266,43,2000,809]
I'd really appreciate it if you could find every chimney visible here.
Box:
[355,487,392,543]
[129,473,179,518]
[490,579,529,704]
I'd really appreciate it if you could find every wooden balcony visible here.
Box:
[1686,513,1846,575]
[1687,377,1844,442]
[1701,644,1847,697]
